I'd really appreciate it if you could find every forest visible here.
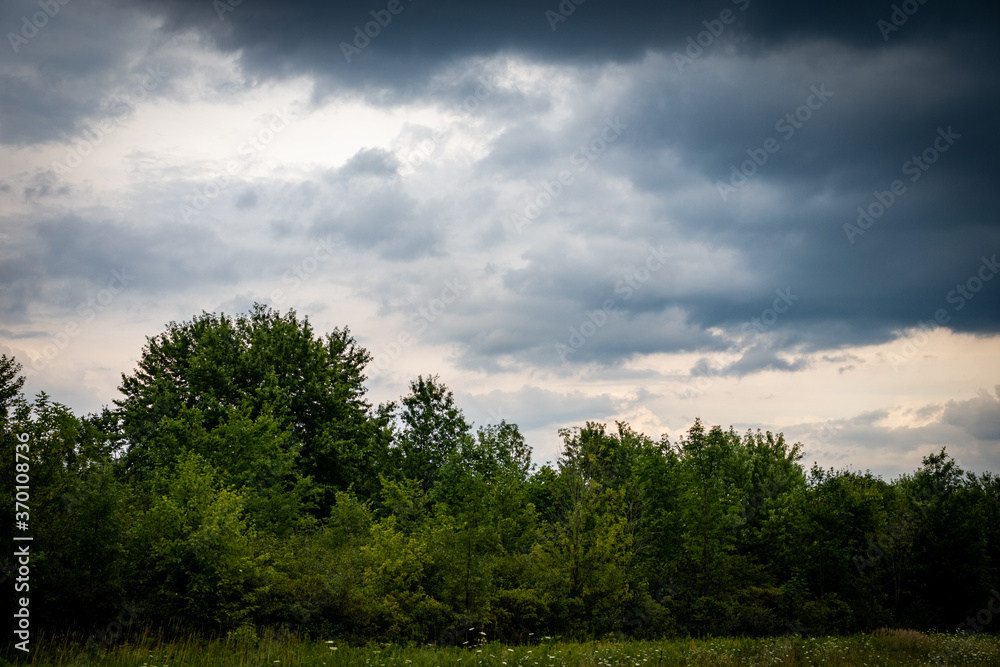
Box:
[2,304,998,650]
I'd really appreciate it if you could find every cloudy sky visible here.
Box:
[2,0,999,478]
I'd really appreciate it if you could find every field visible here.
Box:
[5,630,1000,666]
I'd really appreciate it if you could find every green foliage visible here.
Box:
[136,403,317,534]
[358,515,451,640]
[801,593,854,635]
[128,451,270,630]
[393,374,472,489]
[0,353,25,423]
[116,304,386,511]
[1,389,131,629]
[5,304,1000,647]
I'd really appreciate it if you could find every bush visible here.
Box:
[490,588,549,642]
[801,593,854,635]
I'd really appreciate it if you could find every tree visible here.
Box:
[899,449,992,629]
[2,390,129,628]
[431,421,539,618]
[128,451,270,630]
[137,403,319,535]
[527,424,644,637]
[393,375,472,489]
[731,429,807,578]
[674,421,743,600]
[116,304,388,510]
[798,465,887,630]
[0,354,25,424]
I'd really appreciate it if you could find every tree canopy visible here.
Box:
[2,304,998,645]
[115,304,389,510]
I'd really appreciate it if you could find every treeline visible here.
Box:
[2,304,999,644]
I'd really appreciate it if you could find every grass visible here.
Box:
[4,628,1000,666]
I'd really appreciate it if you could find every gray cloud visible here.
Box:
[2,0,999,473]
[691,344,810,378]
[942,386,1000,444]
[0,1,183,145]
[783,388,1000,478]
[126,0,1000,96]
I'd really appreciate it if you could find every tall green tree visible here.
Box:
[898,450,992,629]
[116,304,389,510]
[528,424,642,637]
[674,421,743,600]
[393,375,472,489]
[0,354,25,424]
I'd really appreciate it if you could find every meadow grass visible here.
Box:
[4,628,1000,666]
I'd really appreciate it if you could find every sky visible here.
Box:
[1,0,999,479]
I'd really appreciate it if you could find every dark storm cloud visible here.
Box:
[607,44,1000,338]
[128,0,1000,96]
[452,40,1000,369]
[0,1,178,144]
[4,0,998,378]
